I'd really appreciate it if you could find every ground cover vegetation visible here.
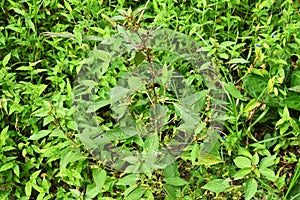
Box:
[0,0,300,199]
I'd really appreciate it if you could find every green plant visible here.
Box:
[232,147,283,199]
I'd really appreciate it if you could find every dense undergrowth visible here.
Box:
[0,0,300,199]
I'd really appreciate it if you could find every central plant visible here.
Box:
[73,23,226,173]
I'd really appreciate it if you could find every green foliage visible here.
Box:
[0,0,299,199]
[232,148,279,199]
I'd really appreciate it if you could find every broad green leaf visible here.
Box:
[238,148,252,159]
[281,95,300,111]
[219,53,229,59]
[144,190,154,200]
[143,133,160,151]
[289,85,300,93]
[250,143,271,156]
[36,192,45,200]
[37,84,48,96]
[67,120,78,131]
[57,169,83,186]
[0,32,4,45]
[243,74,268,100]
[222,82,243,100]
[89,27,106,34]
[12,7,25,15]
[25,18,35,32]
[117,25,129,40]
[110,86,130,103]
[227,58,249,64]
[2,146,15,151]
[116,174,139,186]
[174,103,198,126]
[86,183,101,199]
[244,99,261,112]
[66,78,72,96]
[259,155,276,169]
[49,129,64,137]
[282,106,290,120]
[134,51,146,66]
[164,177,188,186]
[73,26,83,46]
[245,178,257,200]
[159,64,173,86]
[93,49,110,62]
[79,80,99,88]
[60,151,85,169]
[163,184,176,199]
[128,76,144,91]
[251,68,268,77]
[181,90,208,109]
[123,185,137,197]
[43,115,55,126]
[234,156,252,168]
[28,130,51,140]
[275,174,286,190]
[101,13,117,27]
[123,156,139,164]
[274,59,287,65]
[287,181,300,199]
[219,41,236,47]
[93,169,106,187]
[251,153,259,165]
[70,189,81,199]
[126,188,145,200]
[64,0,72,12]
[30,170,42,180]
[0,162,14,172]
[31,183,43,193]
[13,164,20,177]
[33,107,50,117]
[25,181,32,197]
[87,100,110,113]
[3,52,11,67]
[202,178,231,193]
[110,15,127,21]
[197,153,223,166]
[259,168,276,181]
[153,103,168,121]
[191,143,200,165]
[163,163,180,179]
[291,70,300,87]
[1,126,9,135]
[253,168,261,178]
[140,163,153,176]
[103,127,138,141]
[233,168,252,180]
